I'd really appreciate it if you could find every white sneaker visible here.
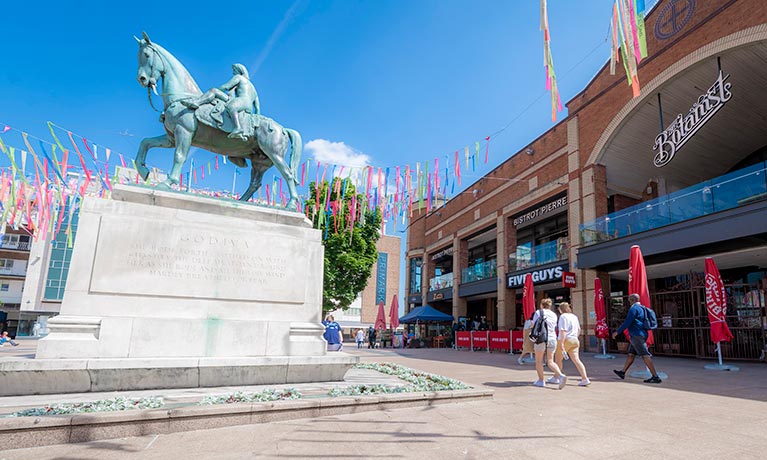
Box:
[533,380,545,387]
[578,379,591,386]
[546,376,560,384]
[517,356,525,365]
[558,375,568,390]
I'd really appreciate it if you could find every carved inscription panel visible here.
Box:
[90,216,306,303]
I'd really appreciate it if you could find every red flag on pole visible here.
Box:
[375,301,387,330]
[705,258,734,344]
[594,278,610,339]
[389,295,400,330]
[629,245,654,345]
[522,273,535,321]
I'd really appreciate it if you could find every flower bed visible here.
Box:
[329,362,471,396]
[11,397,164,417]
[199,388,301,405]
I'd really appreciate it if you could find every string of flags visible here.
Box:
[2,2,644,239]
[609,0,648,98]
[1,121,494,239]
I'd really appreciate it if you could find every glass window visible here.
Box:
[43,201,80,301]
[409,258,422,294]
[1,284,8,291]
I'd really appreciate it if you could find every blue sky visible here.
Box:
[1,0,646,308]
[1,0,626,193]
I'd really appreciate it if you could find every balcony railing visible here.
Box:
[461,259,497,283]
[508,238,568,272]
[580,161,767,247]
[429,272,453,291]
[0,240,31,251]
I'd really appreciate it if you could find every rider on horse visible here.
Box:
[182,63,260,140]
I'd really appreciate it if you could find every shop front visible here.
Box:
[576,35,767,360]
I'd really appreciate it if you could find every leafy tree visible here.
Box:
[305,178,382,312]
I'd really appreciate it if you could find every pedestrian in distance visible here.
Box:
[322,315,343,351]
[532,298,567,389]
[355,328,365,349]
[367,326,376,349]
[555,302,590,386]
[0,331,20,347]
[612,293,662,384]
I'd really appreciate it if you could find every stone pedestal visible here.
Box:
[0,185,356,396]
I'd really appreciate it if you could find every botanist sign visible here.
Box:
[653,70,732,167]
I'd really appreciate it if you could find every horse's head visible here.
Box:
[135,31,163,95]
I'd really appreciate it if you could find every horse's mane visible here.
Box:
[151,42,202,95]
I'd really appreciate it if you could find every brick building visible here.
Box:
[329,234,402,333]
[407,0,767,359]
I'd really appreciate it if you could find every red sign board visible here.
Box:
[488,331,511,351]
[456,332,471,348]
[511,330,524,351]
[562,271,576,288]
[471,331,488,349]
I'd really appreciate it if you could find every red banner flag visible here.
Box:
[389,295,400,330]
[522,273,535,321]
[705,258,734,344]
[375,301,387,330]
[629,245,654,345]
[594,278,609,339]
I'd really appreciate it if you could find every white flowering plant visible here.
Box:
[199,388,302,405]
[11,397,164,417]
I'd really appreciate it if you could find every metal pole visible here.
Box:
[657,93,664,131]
[232,169,237,196]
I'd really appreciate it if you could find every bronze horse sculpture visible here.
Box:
[134,32,302,207]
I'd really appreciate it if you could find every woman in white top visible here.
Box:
[355,329,365,349]
[532,298,566,389]
[556,302,590,386]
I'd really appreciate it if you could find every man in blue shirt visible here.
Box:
[612,293,662,384]
[322,315,343,351]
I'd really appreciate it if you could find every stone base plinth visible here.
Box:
[0,354,357,396]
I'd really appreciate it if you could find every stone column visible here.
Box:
[568,115,608,351]
[420,255,430,307]
[495,215,513,330]
[452,237,467,320]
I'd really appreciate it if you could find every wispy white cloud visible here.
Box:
[305,139,372,169]
[251,0,306,74]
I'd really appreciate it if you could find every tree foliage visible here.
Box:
[305,178,382,312]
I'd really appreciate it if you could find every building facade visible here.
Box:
[0,229,32,336]
[407,0,767,360]
[330,234,402,333]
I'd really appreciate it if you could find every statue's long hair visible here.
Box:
[232,63,249,79]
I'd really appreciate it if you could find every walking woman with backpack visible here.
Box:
[530,298,567,389]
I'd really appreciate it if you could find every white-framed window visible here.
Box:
[1,283,9,292]
[0,259,14,268]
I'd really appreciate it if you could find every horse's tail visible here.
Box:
[285,128,302,185]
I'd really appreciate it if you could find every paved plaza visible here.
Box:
[1,340,765,459]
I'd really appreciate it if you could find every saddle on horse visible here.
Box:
[191,99,261,140]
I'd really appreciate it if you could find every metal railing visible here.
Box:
[0,241,31,251]
[508,238,568,272]
[580,161,767,246]
[606,284,766,361]
[461,259,497,284]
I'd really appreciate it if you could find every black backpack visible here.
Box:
[529,313,548,344]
